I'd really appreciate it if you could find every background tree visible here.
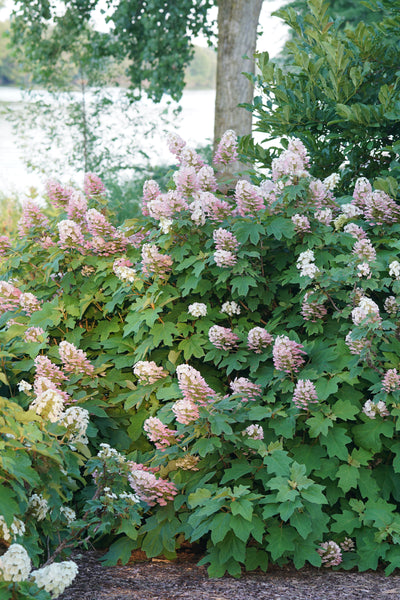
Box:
[244,0,400,192]
[10,0,263,145]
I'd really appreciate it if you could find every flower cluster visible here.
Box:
[247,327,273,353]
[317,541,342,567]
[235,180,265,217]
[176,364,215,406]
[188,302,207,317]
[351,297,381,326]
[389,260,400,280]
[34,355,67,385]
[19,292,41,315]
[18,200,49,237]
[221,301,241,316]
[362,399,389,419]
[143,417,177,450]
[28,493,49,521]
[315,208,333,226]
[0,280,22,314]
[31,560,79,598]
[113,257,137,283]
[30,389,65,422]
[60,406,90,444]
[0,544,31,582]
[208,325,239,350]
[292,379,318,409]
[385,295,398,316]
[58,219,85,249]
[345,331,371,355]
[363,190,399,226]
[271,137,309,183]
[128,463,177,506]
[0,235,11,257]
[292,213,311,233]
[23,326,47,343]
[133,361,167,385]
[46,179,74,208]
[141,244,173,279]
[301,292,327,322]
[213,129,238,166]
[382,369,400,393]
[296,250,319,278]
[242,424,264,440]
[230,377,262,402]
[272,335,306,374]
[59,341,94,376]
[84,172,107,200]
[0,516,25,542]
[172,398,199,424]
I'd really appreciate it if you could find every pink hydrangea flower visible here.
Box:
[59,341,94,376]
[363,190,399,226]
[19,293,41,318]
[247,327,273,353]
[197,165,217,192]
[178,147,204,171]
[213,228,240,252]
[176,364,215,406]
[292,214,311,233]
[352,177,372,208]
[382,368,400,393]
[45,179,74,208]
[172,399,200,424]
[213,249,237,267]
[142,180,161,216]
[208,325,239,350]
[213,130,238,166]
[67,192,88,221]
[33,376,70,403]
[235,180,265,217]
[133,361,168,385]
[141,244,173,279]
[128,463,177,506]
[58,219,85,249]
[318,541,342,567]
[272,335,306,374]
[84,172,107,200]
[0,236,11,257]
[301,292,327,322]
[143,417,177,450]
[167,133,186,158]
[309,180,335,209]
[315,208,333,226]
[18,201,49,238]
[343,223,367,240]
[292,379,318,409]
[0,281,21,314]
[34,355,67,385]
[203,194,232,222]
[230,377,262,402]
[384,296,398,316]
[345,331,371,355]
[23,327,47,343]
[173,166,200,196]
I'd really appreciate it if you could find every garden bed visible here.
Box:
[59,551,400,600]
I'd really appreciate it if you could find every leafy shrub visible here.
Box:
[2,131,400,580]
[244,0,400,193]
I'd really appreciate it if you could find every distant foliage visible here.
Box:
[2,129,400,580]
[243,0,400,193]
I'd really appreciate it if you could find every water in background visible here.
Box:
[0,87,216,196]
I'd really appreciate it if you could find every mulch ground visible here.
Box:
[58,550,400,600]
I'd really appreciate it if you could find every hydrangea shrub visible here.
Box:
[2,133,400,578]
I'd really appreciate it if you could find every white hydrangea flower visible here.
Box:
[341,203,363,218]
[28,494,49,522]
[188,302,207,317]
[323,172,340,191]
[18,380,32,392]
[159,217,173,234]
[97,443,126,464]
[242,424,264,440]
[119,492,140,504]
[113,264,137,283]
[296,250,320,279]
[29,389,65,423]
[357,262,371,278]
[362,399,389,419]
[31,561,78,598]
[59,406,90,445]
[0,516,25,542]
[389,260,400,279]
[59,506,76,525]
[351,297,380,326]
[220,301,241,316]
[0,544,31,582]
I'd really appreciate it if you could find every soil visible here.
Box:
[59,550,400,600]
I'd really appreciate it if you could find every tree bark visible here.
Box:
[214,0,263,150]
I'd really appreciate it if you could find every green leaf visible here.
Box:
[188,488,212,508]
[101,536,137,565]
[332,398,359,421]
[337,464,360,492]
[245,547,268,572]
[210,512,231,544]
[266,523,296,560]
[353,420,395,452]
[290,510,313,539]
[306,412,333,437]
[231,275,257,296]
[266,216,294,240]
[178,334,205,359]
[321,426,351,460]
[230,514,253,542]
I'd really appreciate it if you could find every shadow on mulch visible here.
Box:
[58,549,400,600]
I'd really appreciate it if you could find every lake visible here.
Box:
[0,87,216,196]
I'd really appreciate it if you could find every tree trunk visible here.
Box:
[214,0,263,150]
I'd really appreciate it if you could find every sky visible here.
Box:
[0,0,289,59]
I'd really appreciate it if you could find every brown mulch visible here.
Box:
[58,550,400,600]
